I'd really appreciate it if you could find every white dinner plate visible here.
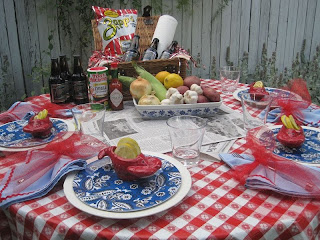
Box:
[64,151,192,219]
[0,118,75,152]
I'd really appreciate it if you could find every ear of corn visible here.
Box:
[132,62,167,101]
[118,75,136,88]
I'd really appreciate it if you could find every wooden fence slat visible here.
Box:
[220,1,232,68]
[230,0,241,67]
[283,0,298,69]
[172,0,183,48]
[294,0,308,56]
[239,0,251,66]
[258,0,270,61]
[248,0,261,73]
[275,0,289,71]
[304,0,317,60]
[267,0,280,57]
[311,1,320,57]
[211,0,223,78]
[191,0,203,77]
[201,0,213,79]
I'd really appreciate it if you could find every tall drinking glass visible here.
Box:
[220,66,240,94]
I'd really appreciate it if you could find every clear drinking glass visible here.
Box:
[166,116,207,168]
[220,66,240,94]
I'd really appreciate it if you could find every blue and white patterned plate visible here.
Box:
[133,98,222,119]
[72,156,181,212]
[272,126,320,165]
[233,87,302,103]
[0,118,68,148]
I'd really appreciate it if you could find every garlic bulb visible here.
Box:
[138,92,161,105]
[130,77,152,100]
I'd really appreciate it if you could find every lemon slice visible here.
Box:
[117,137,141,156]
[289,115,300,130]
[281,115,289,128]
[34,109,48,120]
[253,81,263,88]
[114,143,137,159]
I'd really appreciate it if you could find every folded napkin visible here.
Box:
[0,95,74,124]
[260,106,320,127]
[0,132,107,208]
[220,153,320,198]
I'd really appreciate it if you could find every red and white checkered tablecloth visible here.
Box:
[1,80,320,240]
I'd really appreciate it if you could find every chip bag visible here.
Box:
[92,6,138,57]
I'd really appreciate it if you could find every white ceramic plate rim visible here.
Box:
[269,125,320,167]
[63,151,192,219]
[0,118,75,152]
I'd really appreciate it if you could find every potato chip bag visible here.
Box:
[92,6,138,57]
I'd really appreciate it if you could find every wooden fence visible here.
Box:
[1,0,320,110]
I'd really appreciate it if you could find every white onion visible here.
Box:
[138,92,161,105]
[130,77,152,100]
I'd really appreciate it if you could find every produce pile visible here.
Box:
[119,63,221,106]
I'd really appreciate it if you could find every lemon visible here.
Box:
[289,115,300,130]
[281,115,289,128]
[163,73,184,89]
[253,81,264,88]
[35,109,48,120]
[117,137,141,156]
[155,71,170,84]
[114,143,137,159]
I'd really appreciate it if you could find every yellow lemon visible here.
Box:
[163,73,184,89]
[155,71,170,84]
[114,143,137,159]
[289,115,300,130]
[117,137,141,156]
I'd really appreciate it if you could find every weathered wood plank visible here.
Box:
[267,0,280,57]
[220,1,231,68]
[275,0,289,71]
[310,0,320,57]
[258,0,270,60]
[191,0,203,77]
[304,0,317,60]
[230,0,241,66]
[201,0,213,79]
[294,0,307,56]
[239,0,251,67]
[248,0,261,73]
[283,0,298,69]
[210,0,223,78]
[172,0,183,47]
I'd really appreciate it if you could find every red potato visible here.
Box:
[202,88,220,102]
[183,76,201,88]
[197,95,209,103]
[176,85,189,95]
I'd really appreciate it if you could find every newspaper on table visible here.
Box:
[82,101,245,159]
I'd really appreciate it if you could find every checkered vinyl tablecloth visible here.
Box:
[1,80,320,240]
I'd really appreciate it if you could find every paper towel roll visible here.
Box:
[152,15,178,57]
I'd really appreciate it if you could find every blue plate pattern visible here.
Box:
[272,127,320,164]
[0,119,68,148]
[72,157,181,212]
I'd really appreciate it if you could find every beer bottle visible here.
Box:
[124,35,140,62]
[49,58,66,104]
[160,40,178,59]
[72,55,89,104]
[59,55,73,102]
[142,38,159,61]
[109,62,123,110]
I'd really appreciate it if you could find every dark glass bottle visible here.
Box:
[49,58,66,104]
[142,38,159,61]
[72,55,89,104]
[59,55,73,102]
[109,62,123,110]
[124,35,140,62]
[160,40,178,59]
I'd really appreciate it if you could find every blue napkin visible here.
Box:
[260,106,320,127]
[219,153,320,198]
[0,150,87,209]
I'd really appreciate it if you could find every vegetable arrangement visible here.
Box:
[120,63,221,106]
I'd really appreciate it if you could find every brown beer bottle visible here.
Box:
[72,55,88,104]
[109,62,123,110]
[59,55,73,102]
[124,35,140,62]
[142,38,159,61]
[49,58,66,104]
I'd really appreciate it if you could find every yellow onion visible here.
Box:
[130,77,152,100]
[138,92,161,105]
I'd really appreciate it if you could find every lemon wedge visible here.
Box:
[114,143,138,159]
[289,115,300,130]
[117,137,141,157]
[34,109,48,120]
[253,81,263,88]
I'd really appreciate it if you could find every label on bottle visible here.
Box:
[88,67,108,106]
[110,88,123,107]
[73,81,88,100]
[50,83,66,103]
[142,50,157,61]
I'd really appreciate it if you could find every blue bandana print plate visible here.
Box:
[273,127,320,164]
[73,158,181,212]
[0,119,68,148]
